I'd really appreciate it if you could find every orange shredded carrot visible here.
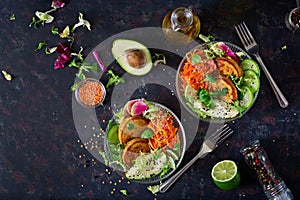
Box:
[148,111,178,150]
[181,48,217,90]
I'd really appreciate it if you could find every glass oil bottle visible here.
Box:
[162,7,201,45]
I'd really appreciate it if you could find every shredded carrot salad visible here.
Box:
[148,111,179,150]
[181,48,217,90]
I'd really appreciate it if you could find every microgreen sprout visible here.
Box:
[72,12,91,32]
[29,9,56,28]
[199,34,216,43]
[51,27,59,35]
[35,41,48,51]
[10,14,15,21]
[59,26,70,38]
[152,53,166,66]
[106,70,125,88]
[120,189,128,196]
[1,70,13,81]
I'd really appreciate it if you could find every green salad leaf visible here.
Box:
[210,88,228,98]
[203,73,216,83]
[198,89,214,109]
[106,69,125,88]
[191,54,201,64]
[141,129,154,139]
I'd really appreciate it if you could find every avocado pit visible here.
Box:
[112,39,153,76]
[125,49,147,69]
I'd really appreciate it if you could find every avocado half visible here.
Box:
[112,39,152,76]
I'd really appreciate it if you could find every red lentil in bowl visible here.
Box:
[75,78,106,107]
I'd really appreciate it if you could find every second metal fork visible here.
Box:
[159,124,233,193]
[235,22,289,108]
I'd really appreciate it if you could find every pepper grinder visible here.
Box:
[240,140,293,200]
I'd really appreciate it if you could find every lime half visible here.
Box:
[211,160,241,190]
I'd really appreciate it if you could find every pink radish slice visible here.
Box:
[124,99,140,116]
[130,100,149,116]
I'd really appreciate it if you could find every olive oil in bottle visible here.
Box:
[162,7,201,45]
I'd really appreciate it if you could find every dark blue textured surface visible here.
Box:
[0,0,299,199]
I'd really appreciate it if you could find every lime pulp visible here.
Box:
[211,160,241,190]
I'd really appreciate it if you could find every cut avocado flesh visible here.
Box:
[126,152,168,180]
[112,39,152,76]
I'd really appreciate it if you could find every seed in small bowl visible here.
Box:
[75,78,106,107]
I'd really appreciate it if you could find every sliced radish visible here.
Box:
[130,100,149,116]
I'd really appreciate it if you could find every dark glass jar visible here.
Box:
[240,140,293,200]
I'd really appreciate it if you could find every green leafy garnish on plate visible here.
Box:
[106,69,125,88]
[191,54,201,64]
[141,129,154,139]
[203,73,216,83]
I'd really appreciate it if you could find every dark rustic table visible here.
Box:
[0,0,299,199]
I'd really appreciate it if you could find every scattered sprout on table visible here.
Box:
[59,26,70,38]
[72,12,92,32]
[9,14,15,21]
[34,41,48,51]
[120,189,128,195]
[1,70,13,81]
[281,45,287,50]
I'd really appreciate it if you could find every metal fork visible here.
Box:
[235,22,289,108]
[159,124,233,193]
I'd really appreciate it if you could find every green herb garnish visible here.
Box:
[98,150,109,166]
[198,89,214,109]
[51,27,59,35]
[127,123,134,130]
[203,73,216,83]
[69,62,98,91]
[210,88,228,98]
[199,34,215,42]
[141,128,154,139]
[191,54,201,64]
[106,69,125,88]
